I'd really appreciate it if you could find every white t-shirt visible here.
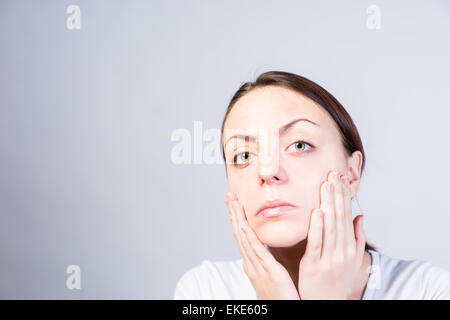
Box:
[173,249,450,300]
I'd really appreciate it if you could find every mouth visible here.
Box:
[256,200,297,218]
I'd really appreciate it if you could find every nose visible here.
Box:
[257,133,286,185]
[258,159,284,185]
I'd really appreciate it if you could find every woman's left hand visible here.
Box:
[298,171,366,299]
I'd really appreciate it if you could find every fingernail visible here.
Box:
[326,182,333,193]
[315,209,322,217]
[241,226,248,233]
[334,172,340,182]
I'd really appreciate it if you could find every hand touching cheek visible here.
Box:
[297,171,366,300]
[225,192,300,300]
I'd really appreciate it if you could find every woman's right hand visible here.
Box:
[225,192,300,300]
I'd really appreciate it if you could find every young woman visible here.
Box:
[173,71,450,300]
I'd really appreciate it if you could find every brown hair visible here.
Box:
[220,70,377,252]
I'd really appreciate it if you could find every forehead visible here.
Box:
[223,86,337,138]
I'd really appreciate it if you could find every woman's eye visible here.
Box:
[288,140,312,153]
[232,141,312,166]
[233,152,253,165]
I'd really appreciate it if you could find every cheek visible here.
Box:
[284,153,329,195]
[228,183,256,219]
[228,167,259,203]
[291,171,328,209]
[228,171,246,198]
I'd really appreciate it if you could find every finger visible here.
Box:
[225,191,237,206]
[341,175,356,249]
[304,208,323,261]
[332,172,345,255]
[241,218,285,272]
[320,177,336,256]
[226,196,256,274]
[353,215,366,260]
[241,225,276,273]
[232,196,249,226]
[226,198,246,253]
[232,201,265,274]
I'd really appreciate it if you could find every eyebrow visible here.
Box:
[224,117,319,149]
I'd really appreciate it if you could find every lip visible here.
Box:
[256,199,297,218]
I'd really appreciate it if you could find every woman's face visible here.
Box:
[222,85,362,248]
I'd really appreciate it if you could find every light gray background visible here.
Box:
[0,0,449,299]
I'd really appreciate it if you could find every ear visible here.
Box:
[346,150,363,199]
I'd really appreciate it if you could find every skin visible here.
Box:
[222,85,372,299]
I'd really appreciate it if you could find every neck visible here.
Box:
[267,239,307,291]
[267,241,373,299]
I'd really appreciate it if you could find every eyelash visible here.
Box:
[232,140,314,167]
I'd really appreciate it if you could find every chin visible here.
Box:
[256,223,307,248]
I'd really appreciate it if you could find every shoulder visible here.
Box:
[173,258,255,300]
[420,260,450,299]
[367,250,450,299]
